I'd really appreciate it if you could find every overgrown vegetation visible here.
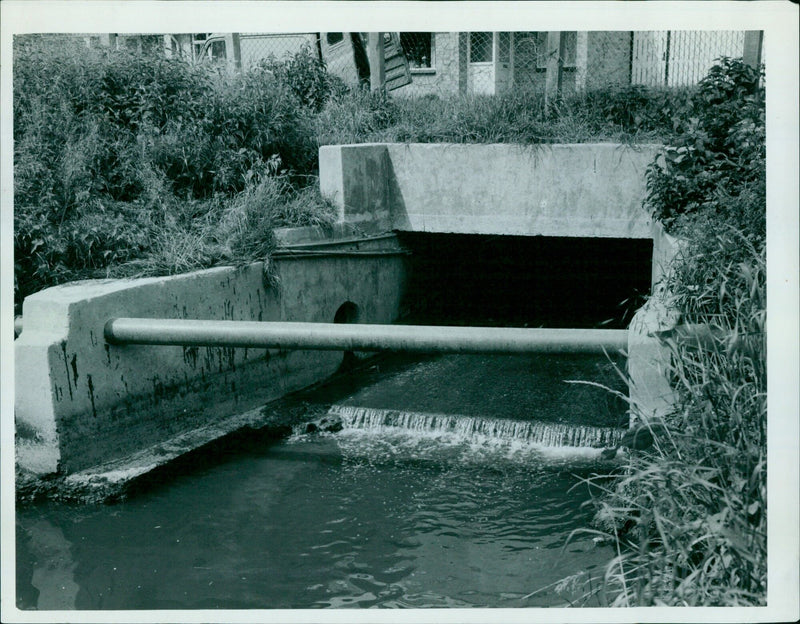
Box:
[315,84,693,146]
[14,34,696,312]
[13,36,333,311]
[570,58,766,606]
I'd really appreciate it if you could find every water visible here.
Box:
[332,405,624,449]
[16,353,625,610]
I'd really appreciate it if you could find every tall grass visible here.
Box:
[567,59,767,607]
[581,236,766,607]
[13,36,332,310]
[315,85,692,147]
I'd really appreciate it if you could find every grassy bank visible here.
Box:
[13,34,691,311]
[572,58,766,606]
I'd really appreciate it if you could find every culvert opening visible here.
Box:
[334,301,361,370]
[334,301,360,325]
[397,232,653,329]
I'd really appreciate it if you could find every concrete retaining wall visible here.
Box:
[15,235,408,476]
[320,142,661,238]
[628,225,684,425]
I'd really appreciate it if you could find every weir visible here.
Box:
[332,405,624,448]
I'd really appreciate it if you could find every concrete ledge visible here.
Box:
[15,235,407,477]
[320,142,661,239]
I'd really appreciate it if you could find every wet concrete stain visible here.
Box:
[70,355,79,388]
[152,376,163,406]
[183,346,199,369]
[60,342,73,400]
[104,344,111,365]
[86,375,97,418]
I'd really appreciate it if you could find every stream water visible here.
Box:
[16,353,627,610]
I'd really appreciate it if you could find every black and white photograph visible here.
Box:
[1,2,798,623]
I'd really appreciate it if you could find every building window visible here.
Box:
[326,32,344,46]
[470,32,493,63]
[400,32,434,70]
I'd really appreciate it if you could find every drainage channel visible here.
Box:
[16,349,626,609]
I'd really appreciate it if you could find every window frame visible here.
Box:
[325,32,345,47]
[400,32,436,74]
[469,32,494,64]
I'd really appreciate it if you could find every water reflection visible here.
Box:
[17,517,79,609]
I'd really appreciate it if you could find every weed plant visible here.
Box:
[315,85,691,147]
[13,36,332,310]
[564,59,767,607]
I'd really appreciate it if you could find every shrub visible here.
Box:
[645,58,765,232]
[257,45,348,112]
[13,36,327,309]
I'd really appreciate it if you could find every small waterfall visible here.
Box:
[329,405,624,449]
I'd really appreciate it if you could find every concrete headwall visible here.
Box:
[320,142,660,238]
[320,141,680,425]
[15,235,408,476]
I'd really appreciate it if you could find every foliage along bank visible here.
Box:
[583,58,766,607]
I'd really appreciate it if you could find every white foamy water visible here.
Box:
[324,405,624,467]
[331,405,624,448]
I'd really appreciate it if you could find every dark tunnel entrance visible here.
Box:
[397,232,653,329]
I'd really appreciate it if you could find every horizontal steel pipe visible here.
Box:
[104,318,628,355]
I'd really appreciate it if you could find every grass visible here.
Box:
[562,225,766,607]
[315,85,691,147]
[102,175,337,280]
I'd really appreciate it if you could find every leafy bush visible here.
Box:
[575,84,694,137]
[645,58,765,233]
[257,45,348,112]
[13,36,330,309]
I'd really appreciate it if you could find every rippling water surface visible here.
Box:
[17,354,623,610]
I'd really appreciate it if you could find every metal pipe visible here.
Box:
[104,318,628,355]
